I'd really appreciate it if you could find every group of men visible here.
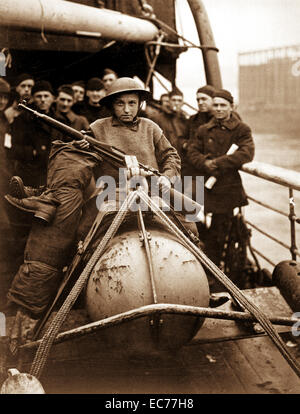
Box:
[0,71,255,345]
[147,85,254,270]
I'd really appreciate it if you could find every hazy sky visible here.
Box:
[173,0,300,107]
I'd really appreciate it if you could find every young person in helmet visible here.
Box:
[4,78,182,343]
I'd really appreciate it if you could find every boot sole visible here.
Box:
[4,195,52,223]
[9,176,27,199]
[5,195,36,213]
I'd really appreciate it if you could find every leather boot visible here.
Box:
[4,191,60,224]
[9,176,45,199]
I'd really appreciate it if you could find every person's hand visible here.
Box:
[72,139,90,150]
[126,165,154,179]
[204,159,218,175]
[182,141,188,151]
[157,175,171,194]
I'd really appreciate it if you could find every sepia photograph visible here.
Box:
[0,0,299,398]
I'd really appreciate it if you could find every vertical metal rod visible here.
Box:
[137,207,158,303]
[289,188,298,260]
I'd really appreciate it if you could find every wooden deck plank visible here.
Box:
[213,340,264,393]
[182,342,254,394]
[234,336,300,394]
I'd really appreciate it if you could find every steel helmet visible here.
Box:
[100,77,151,106]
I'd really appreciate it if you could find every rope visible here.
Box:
[145,12,219,52]
[30,190,138,378]
[137,189,300,378]
[145,33,165,89]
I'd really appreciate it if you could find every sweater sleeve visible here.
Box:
[155,131,181,179]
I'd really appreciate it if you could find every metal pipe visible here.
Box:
[241,161,300,191]
[186,0,222,87]
[20,303,299,350]
[289,189,298,260]
[0,0,159,43]
[245,219,296,254]
[247,195,290,218]
[137,208,158,304]
[250,247,276,267]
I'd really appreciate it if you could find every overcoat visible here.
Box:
[10,106,57,187]
[187,114,255,214]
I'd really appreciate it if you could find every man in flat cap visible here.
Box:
[75,77,110,123]
[187,85,216,142]
[187,89,255,289]
[54,84,89,134]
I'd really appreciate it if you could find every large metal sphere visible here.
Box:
[85,228,210,356]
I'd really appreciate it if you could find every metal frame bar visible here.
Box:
[241,161,300,263]
[20,303,299,350]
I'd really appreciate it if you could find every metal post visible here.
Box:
[186,0,222,87]
[289,188,298,260]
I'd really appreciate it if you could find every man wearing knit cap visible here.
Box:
[10,80,56,188]
[4,74,35,125]
[75,77,110,123]
[14,73,35,101]
[187,88,255,289]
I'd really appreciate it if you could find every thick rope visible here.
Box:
[137,189,300,378]
[30,191,138,378]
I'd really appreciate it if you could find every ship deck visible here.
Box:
[2,286,299,394]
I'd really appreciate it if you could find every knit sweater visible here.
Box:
[90,116,181,181]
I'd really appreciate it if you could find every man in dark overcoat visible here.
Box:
[187,89,255,279]
[10,81,56,188]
